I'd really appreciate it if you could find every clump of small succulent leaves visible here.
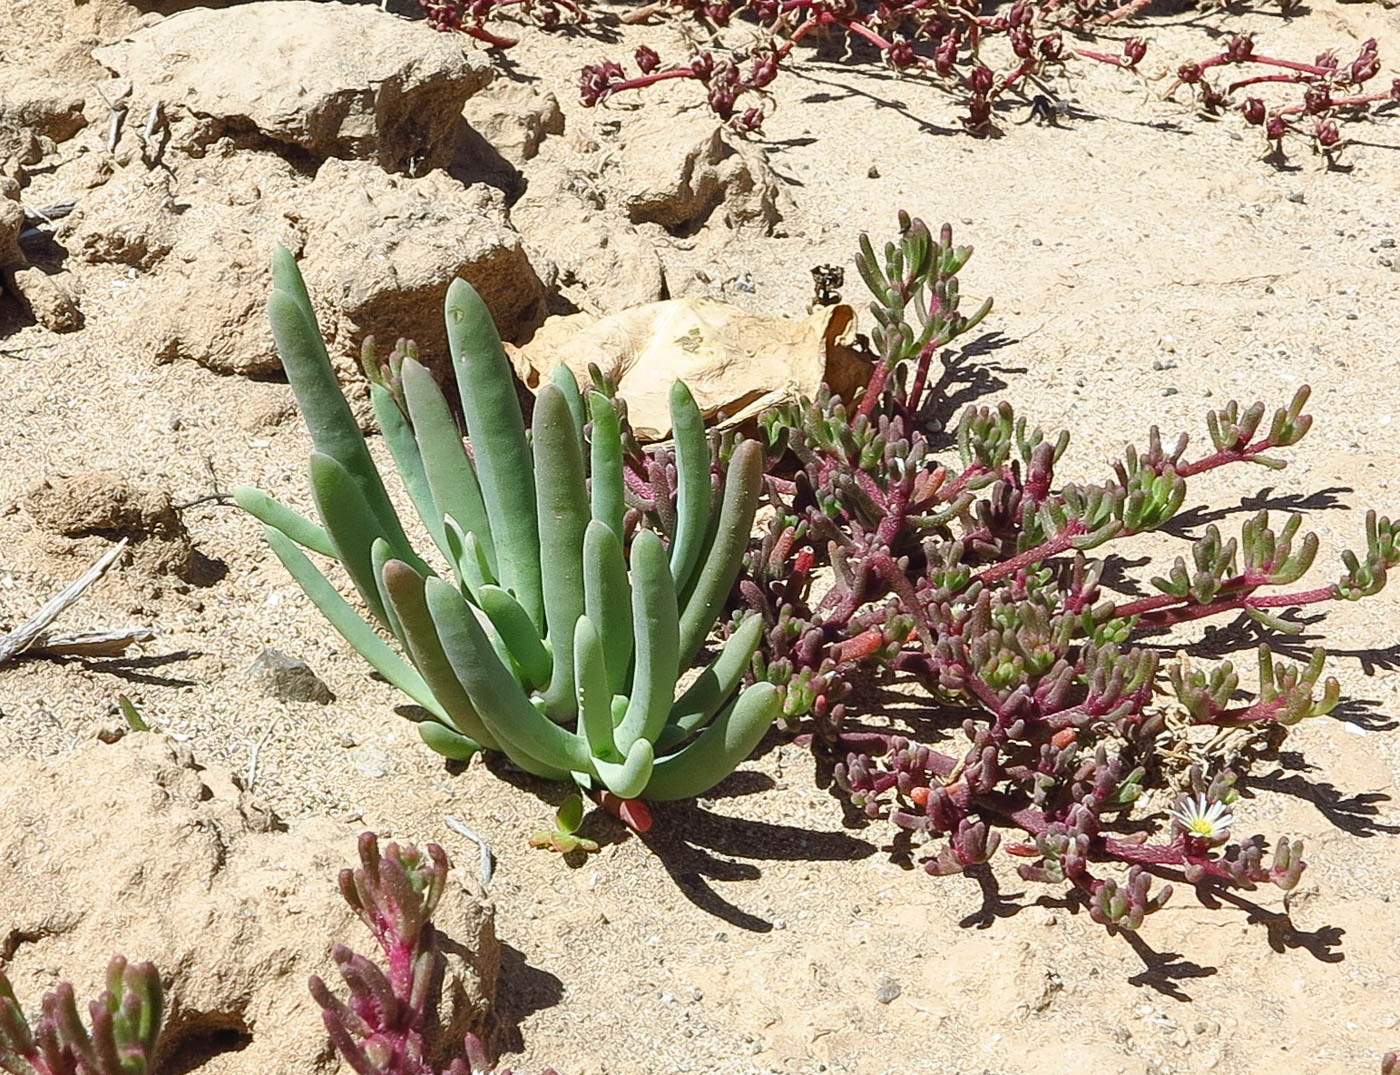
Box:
[1171,32,1400,161]
[236,251,779,808]
[311,832,557,1075]
[0,956,163,1075]
[701,211,1397,933]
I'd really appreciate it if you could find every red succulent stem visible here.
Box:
[1117,581,1338,626]
[974,521,1089,585]
[1075,47,1131,67]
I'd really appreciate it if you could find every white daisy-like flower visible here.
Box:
[1171,794,1235,843]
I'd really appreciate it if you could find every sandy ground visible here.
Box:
[3,1,1400,1072]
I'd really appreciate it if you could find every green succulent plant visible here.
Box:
[235,249,781,801]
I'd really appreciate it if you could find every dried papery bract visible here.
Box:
[236,249,781,806]
[746,212,1398,931]
[0,956,163,1075]
[310,833,558,1075]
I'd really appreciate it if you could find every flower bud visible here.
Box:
[1241,97,1266,125]
[970,64,995,94]
[1177,61,1202,84]
[1225,34,1254,62]
[1303,84,1332,114]
[1123,38,1147,66]
[1314,118,1340,148]
[634,45,660,74]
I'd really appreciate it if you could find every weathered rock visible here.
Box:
[513,192,667,315]
[606,112,783,234]
[8,267,82,332]
[64,168,177,269]
[297,158,546,368]
[25,470,198,578]
[0,733,498,1075]
[462,83,564,166]
[0,183,23,269]
[92,1,493,173]
[0,65,87,144]
[105,154,541,377]
[246,647,335,705]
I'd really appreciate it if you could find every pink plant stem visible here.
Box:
[1252,54,1336,77]
[1118,582,1337,625]
[603,67,705,100]
[1092,0,1154,25]
[1227,73,1306,94]
[974,522,1089,585]
[1275,88,1398,117]
[1175,438,1277,477]
[1075,47,1130,67]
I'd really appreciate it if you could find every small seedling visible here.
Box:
[529,794,600,854]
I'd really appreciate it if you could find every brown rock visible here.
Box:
[124,155,541,378]
[298,158,546,367]
[462,83,565,166]
[8,267,82,332]
[0,192,23,270]
[607,112,783,234]
[25,470,198,578]
[93,1,493,173]
[0,65,88,144]
[0,734,497,1075]
[514,192,667,315]
[64,168,177,269]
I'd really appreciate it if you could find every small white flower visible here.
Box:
[1171,794,1235,843]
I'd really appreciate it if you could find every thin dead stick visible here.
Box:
[23,627,154,659]
[246,720,279,791]
[443,815,496,887]
[0,539,130,665]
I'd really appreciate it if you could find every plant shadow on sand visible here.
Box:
[638,769,879,931]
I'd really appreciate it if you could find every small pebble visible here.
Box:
[1162,387,1179,396]
[874,975,902,1004]
[246,648,333,704]
[1379,237,1395,248]
[867,165,880,178]
[1287,191,1305,204]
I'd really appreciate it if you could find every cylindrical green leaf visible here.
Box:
[534,384,590,719]
[643,683,780,801]
[477,584,552,691]
[444,278,542,629]
[614,530,679,753]
[574,615,620,763]
[588,392,625,542]
[667,380,712,593]
[678,439,762,667]
[371,382,449,566]
[232,485,335,558]
[402,357,497,577]
[583,519,633,696]
[267,250,416,566]
[552,362,588,459]
[417,720,482,761]
[658,612,764,751]
[381,558,499,749]
[424,577,586,777]
[595,737,655,800]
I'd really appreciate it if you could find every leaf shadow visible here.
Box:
[639,782,877,931]
[1158,485,1353,540]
